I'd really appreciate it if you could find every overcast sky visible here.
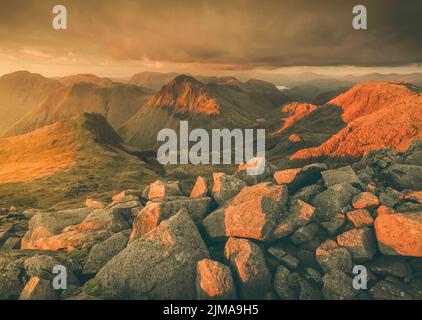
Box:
[0,0,421,77]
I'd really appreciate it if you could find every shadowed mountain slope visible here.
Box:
[0,71,62,135]
[5,82,154,137]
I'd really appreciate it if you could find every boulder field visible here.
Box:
[1,141,422,300]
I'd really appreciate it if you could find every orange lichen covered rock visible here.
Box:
[289,134,302,143]
[374,212,422,257]
[274,168,301,185]
[352,192,380,209]
[196,259,236,300]
[203,182,288,241]
[337,228,377,261]
[346,209,374,228]
[224,237,272,299]
[273,199,316,239]
[190,176,210,199]
[142,180,183,201]
[405,191,422,204]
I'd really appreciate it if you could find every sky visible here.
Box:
[0,0,421,78]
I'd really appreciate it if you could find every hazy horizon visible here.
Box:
[1,0,421,79]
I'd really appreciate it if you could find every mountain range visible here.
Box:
[0,70,421,208]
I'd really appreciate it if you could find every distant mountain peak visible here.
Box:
[151,75,220,116]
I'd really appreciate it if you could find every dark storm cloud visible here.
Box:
[0,0,421,69]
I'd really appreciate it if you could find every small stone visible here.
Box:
[368,256,411,279]
[322,270,358,300]
[369,279,413,300]
[293,184,325,203]
[211,173,246,205]
[290,223,320,245]
[346,209,374,228]
[352,192,380,209]
[132,197,212,240]
[316,240,352,273]
[273,199,315,240]
[196,259,236,300]
[337,228,377,262]
[304,267,323,285]
[319,214,346,235]
[190,176,210,199]
[274,265,296,300]
[142,180,183,201]
[225,237,272,299]
[274,163,327,194]
[112,190,141,203]
[274,168,301,185]
[267,246,300,270]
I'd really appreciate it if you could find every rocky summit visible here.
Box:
[0,141,422,300]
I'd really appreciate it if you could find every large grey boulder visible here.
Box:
[87,210,209,299]
[381,164,422,191]
[312,183,359,222]
[321,166,361,187]
[83,231,130,275]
